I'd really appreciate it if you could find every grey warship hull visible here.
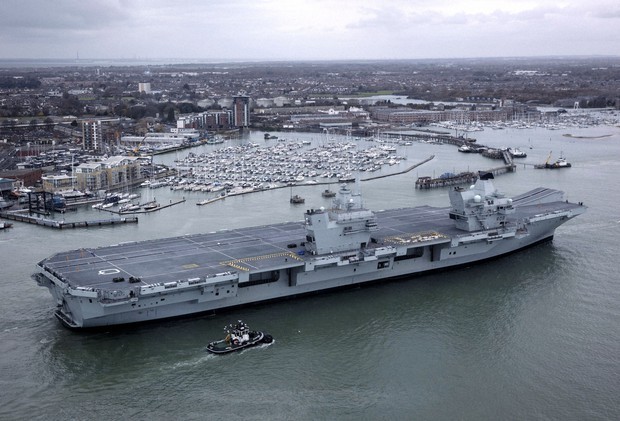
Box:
[34,183,586,329]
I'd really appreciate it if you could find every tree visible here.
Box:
[44,117,54,132]
[164,107,175,122]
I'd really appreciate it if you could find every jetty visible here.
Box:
[197,195,226,206]
[415,161,516,190]
[415,172,478,189]
[361,155,435,181]
[99,199,186,214]
[382,130,476,145]
[0,211,138,229]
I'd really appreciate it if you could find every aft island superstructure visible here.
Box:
[34,175,586,328]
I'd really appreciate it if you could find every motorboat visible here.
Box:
[206,321,273,354]
[142,201,159,210]
[508,147,527,158]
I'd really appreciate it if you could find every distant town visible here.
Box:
[0,56,619,210]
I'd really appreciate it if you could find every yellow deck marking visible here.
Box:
[182,263,200,269]
[221,252,303,271]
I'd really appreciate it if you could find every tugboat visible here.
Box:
[290,186,305,204]
[321,189,336,198]
[535,151,572,169]
[290,194,305,204]
[206,321,273,354]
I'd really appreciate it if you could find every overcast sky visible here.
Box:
[0,0,618,61]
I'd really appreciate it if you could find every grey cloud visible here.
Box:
[0,0,133,31]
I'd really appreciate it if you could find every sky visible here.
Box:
[0,0,618,61]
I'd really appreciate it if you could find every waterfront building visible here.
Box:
[41,174,76,193]
[82,120,103,152]
[81,119,123,153]
[121,131,199,148]
[176,111,233,131]
[74,156,141,192]
[0,169,42,189]
[370,107,510,124]
[232,95,251,127]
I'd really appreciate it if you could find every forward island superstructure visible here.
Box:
[34,175,586,328]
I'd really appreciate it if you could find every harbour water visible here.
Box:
[1,121,620,420]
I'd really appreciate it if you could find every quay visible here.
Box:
[99,199,187,215]
[415,163,515,190]
[383,129,476,145]
[0,211,138,229]
[361,155,435,181]
[416,172,478,189]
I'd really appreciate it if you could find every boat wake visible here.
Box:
[171,353,217,369]
[243,339,275,353]
[1,326,19,334]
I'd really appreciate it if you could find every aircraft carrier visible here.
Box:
[34,175,586,329]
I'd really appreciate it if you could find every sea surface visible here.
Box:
[1,117,620,420]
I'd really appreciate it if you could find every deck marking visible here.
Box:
[221,251,303,271]
[182,263,200,269]
[98,268,120,276]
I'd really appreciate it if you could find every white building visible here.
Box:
[138,82,152,94]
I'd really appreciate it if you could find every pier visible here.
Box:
[382,129,476,145]
[98,199,187,215]
[0,211,138,229]
[415,172,478,189]
[361,155,435,181]
[415,163,515,190]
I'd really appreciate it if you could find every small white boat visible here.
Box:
[508,147,527,158]
[142,201,159,210]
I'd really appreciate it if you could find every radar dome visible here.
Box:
[474,194,482,203]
